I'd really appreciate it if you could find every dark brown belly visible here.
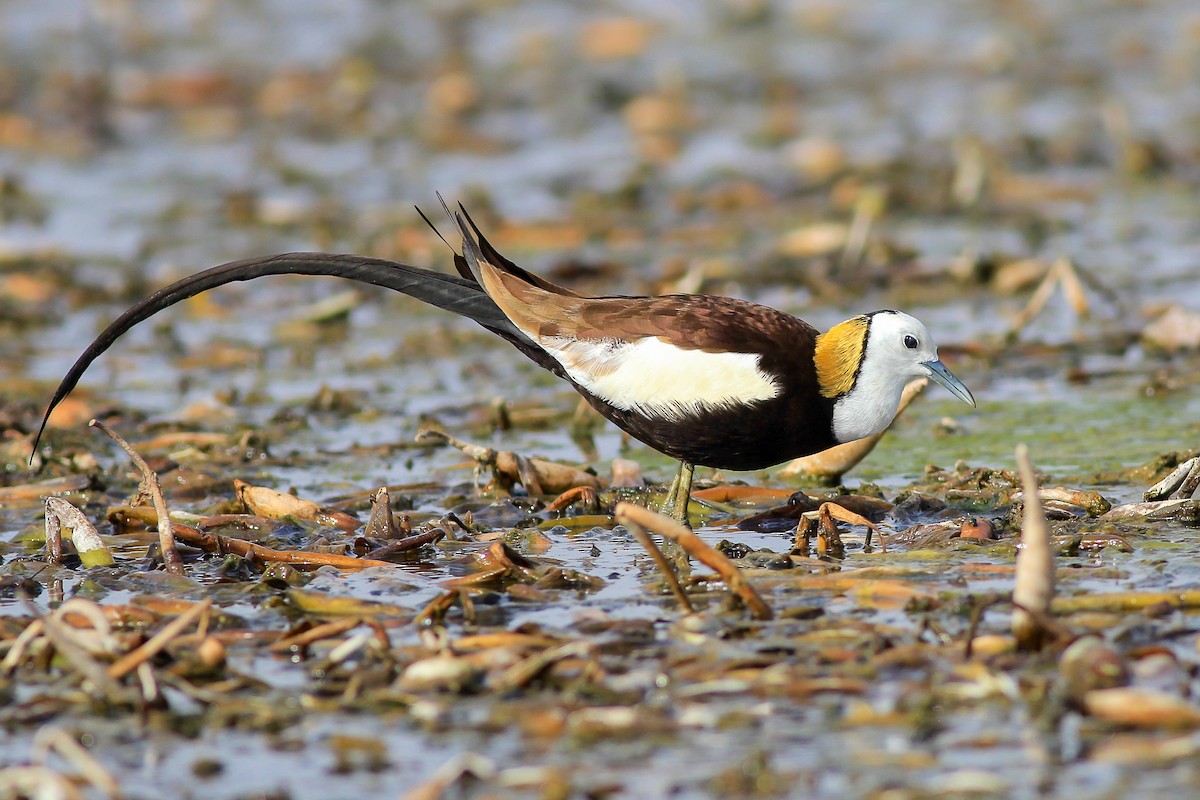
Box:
[579,391,837,471]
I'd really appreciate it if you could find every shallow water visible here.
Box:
[3,0,1200,798]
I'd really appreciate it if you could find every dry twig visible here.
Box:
[169,523,394,570]
[615,503,772,620]
[545,485,601,513]
[268,618,364,653]
[623,520,695,614]
[417,429,602,494]
[794,501,885,557]
[362,527,446,560]
[1007,256,1090,338]
[107,599,211,680]
[35,602,122,697]
[90,419,185,575]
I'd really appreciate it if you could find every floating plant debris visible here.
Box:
[4,1,1200,797]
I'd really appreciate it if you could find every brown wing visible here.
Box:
[446,207,836,469]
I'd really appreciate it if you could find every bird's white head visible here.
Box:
[815,310,974,443]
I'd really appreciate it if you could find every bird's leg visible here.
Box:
[654,460,695,576]
[660,460,695,528]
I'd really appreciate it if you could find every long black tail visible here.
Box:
[32,252,528,454]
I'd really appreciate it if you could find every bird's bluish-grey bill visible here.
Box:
[922,359,976,407]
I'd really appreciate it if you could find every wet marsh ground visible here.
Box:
[3,1,1200,798]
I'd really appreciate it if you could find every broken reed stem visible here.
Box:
[623,519,695,614]
[363,527,447,560]
[90,418,185,576]
[45,497,113,567]
[614,502,773,620]
[416,428,602,495]
[36,603,121,697]
[170,523,395,570]
[108,599,211,679]
[1012,444,1055,650]
[1007,256,1091,340]
[822,501,886,552]
[43,500,64,566]
[414,590,460,628]
[269,618,363,653]
[489,641,592,693]
[545,485,600,513]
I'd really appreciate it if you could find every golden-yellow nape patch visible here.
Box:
[814,316,870,398]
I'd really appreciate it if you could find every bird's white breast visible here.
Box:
[539,335,780,419]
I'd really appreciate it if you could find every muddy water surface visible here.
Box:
[3,1,1200,798]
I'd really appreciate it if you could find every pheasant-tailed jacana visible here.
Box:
[34,203,974,526]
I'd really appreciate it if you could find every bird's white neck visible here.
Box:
[830,368,905,443]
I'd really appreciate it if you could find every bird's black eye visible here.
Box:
[903,335,918,349]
